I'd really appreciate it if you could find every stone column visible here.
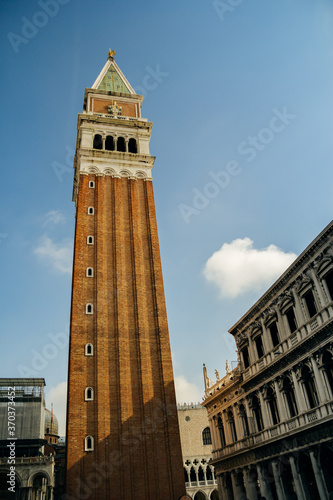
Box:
[291,369,307,413]
[256,464,274,500]
[276,307,287,341]
[243,467,258,500]
[231,470,246,500]
[125,138,129,152]
[310,356,327,403]
[292,288,305,328]
[289,455,306,500]
[309,268,326,307]
[234,404,243,440]
[309,449,328,500]
[272,460,285,500]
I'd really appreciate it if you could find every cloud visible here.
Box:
[43,210,66,226]
[34,235,73,274]
[203,237,297,298]
[45,381,67,436]
[174,376,202,404]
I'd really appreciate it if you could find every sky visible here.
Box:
[1,0,333,436]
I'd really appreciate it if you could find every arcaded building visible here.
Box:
[202,220,333,500]
[177,403,219,500]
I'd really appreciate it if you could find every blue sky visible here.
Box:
[1,0,332,434]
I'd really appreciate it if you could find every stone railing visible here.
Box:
[212,401,333,460]
[0,456,54,466]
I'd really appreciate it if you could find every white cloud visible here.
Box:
[34,235,73,274]
[45,381,67,436]
[174,376,202,404]
[43,210,66,226]
[203,237,297,298]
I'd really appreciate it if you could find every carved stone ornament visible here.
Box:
[236,331,248,345]
[295,275,312,293]
[108,101,122,118]
[262,306,276,320]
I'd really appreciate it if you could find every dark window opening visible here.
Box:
[184,468,189,483]
[304,289,317,318]
[241,346,250,369]
[283,378,298,418]
[93,134,102,149]
[251,396,263,432]
[206,466,213,481]
[198,466,204,482]
[86,388,93,400]
[217,416,225,447]
[285,306,297,333]
[87,236,94,244]
[302,366,319,409]
[117,136,126,152]
[86,344,93,355]
[324,269,333,301]
[269,321,280,347]
[87,268,93,277]
[86,304,92,314]
[255,335,264,359]
[128,138,137,153]
[322,352,333,395]
[202,427,212,445]
[228,410,237,442]
[239,404,250,437]
[266,387,280,425]
[105,136,114,151]
[190,467,196,483]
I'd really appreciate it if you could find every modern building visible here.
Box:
[178,403,219,500]
[0,378,55,500]
[202,220,333,500]
[66,51,185,499]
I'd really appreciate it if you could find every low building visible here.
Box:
[202,220,333,500]
[178,403,219,500]
[0,378,55,499]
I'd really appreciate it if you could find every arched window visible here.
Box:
[184,468,189,483]
[251,395,263,432]
[268,321,280,347]
[241,345,250,369]
[93,134,103,150]
[85,435,94,451]
[206,465,213,481]
[85,343,93,356]
[265,387,280,425]
[285,306,298,333]
[323,269,333,300]
[88,207,94,215]
[198,466,204,482]
[86,303,93,314]
[322,351,333,396]
[303,289,317,318]
[227,410,237,442]
[282,377,298,417]
[202,426,212,445]
[89,181,95,188]
[239,404,250,437]
[87,235,94,245]
[105,135,114,151]
[190,466,196,484]
[217,415,225,447]
[85,387,94,401]
[117,136,126,152]
[86,267,94,277]
[254,334,264,359]
[128,138,137,153]
[301,365,319,409]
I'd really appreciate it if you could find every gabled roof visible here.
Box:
[92,56,135,94]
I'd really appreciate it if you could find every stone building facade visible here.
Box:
[202,220,333,500]
[0,378,55,500]
[177,403,219,500]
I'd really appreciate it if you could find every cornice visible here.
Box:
[77,113,153,132]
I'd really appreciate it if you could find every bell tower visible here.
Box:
[65,52,186,500]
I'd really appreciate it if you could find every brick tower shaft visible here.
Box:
[66,53,185,500]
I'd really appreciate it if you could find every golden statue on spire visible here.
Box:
[108,48,116,58]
